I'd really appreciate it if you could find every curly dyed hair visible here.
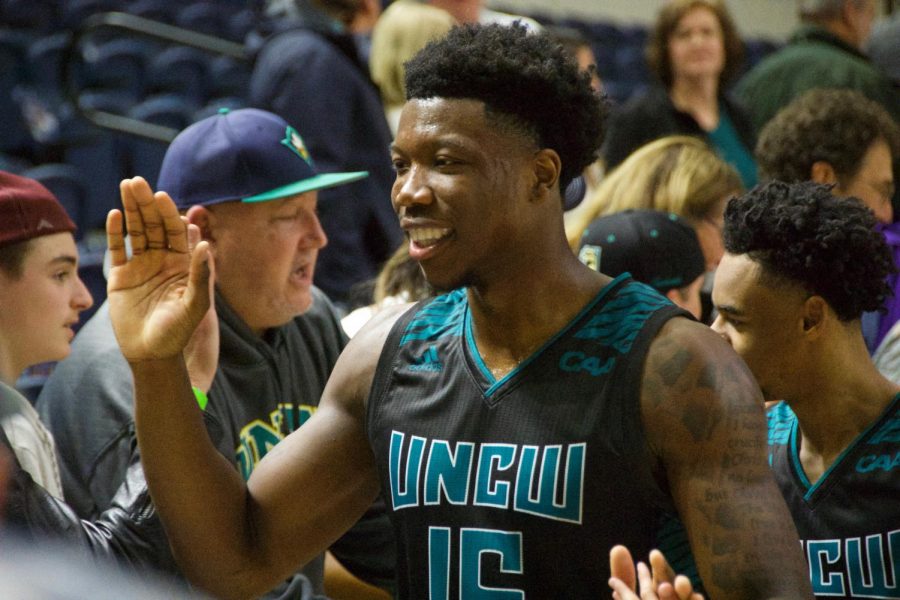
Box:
[724,181,894,321]
[756,88,900,184]
[404,23,607,190]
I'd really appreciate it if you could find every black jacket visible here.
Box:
[601,84,757,171]
[0,425,182,580]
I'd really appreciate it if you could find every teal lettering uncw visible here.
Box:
[807,539,845,595]
[460,529,524,600]
[514,444,585,524]
[424,440,474,505]
[475,445,516,508]
[846,532,900,597]
[390,431,426,509]
[428,527,451,600]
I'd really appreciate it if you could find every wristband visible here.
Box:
[192,386,209,411]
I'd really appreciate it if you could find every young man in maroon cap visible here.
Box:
[0,170,186,580]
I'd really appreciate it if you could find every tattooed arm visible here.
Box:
[640,317,813,600]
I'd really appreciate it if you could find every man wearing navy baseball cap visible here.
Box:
[37,108,396,598]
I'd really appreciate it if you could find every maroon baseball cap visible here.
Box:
[0,170,75,248]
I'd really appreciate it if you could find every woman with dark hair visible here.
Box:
[601,0,757,188]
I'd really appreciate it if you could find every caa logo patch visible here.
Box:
[559,351,614,376]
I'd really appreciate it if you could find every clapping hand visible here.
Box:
[609,545,704,600]
[106,177,213,364]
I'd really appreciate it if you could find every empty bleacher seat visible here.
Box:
[126,93,195,187]
[145,45,210,105]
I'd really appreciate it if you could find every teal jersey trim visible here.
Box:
[466,273,633,397]
[400,288,466,347]
[796,392,900,500]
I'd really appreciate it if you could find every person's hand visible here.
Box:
[182,219,219,392]
[106,177,213,363]
[609,545,703,600]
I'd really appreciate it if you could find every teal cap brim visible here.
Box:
[242,171,369,203]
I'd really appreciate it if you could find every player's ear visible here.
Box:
[531,148,561,203]
[186,205,215,242]
[801,295,827,337]
[810,161,838,186]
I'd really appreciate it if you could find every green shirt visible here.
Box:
[736,24,900,132]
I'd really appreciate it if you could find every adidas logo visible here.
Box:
[36,218,55,230]
[409,345,442,372]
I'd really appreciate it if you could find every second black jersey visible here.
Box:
[367,275,697,599]
[768,397,900,599]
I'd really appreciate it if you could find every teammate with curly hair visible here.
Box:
[711,181,900,598]
[102,24,812,600]
[755,88,899,354]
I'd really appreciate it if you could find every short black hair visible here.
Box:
[0,238,32,279]
[404,23,607,190]
[756,88,900,184]
[724,181,894,321]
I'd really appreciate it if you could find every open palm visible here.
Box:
[106,177,212,362]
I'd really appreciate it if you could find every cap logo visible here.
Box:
[37,218,55,230]
[281,126,314,168]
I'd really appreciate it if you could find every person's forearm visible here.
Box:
[130,356,261,597]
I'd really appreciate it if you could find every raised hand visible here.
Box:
[182,218,219,392]
[609,545,704,600]
[106,177,213,363]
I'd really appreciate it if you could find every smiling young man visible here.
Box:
[712,181,900,598]
[107,24,812,599]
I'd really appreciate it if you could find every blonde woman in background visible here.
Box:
[566,135,742,273]
[369,0,456,135]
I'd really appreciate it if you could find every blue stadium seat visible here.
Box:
[145,45,210,105]
[207,55,251,100]
[61,0,122,29]
[175,2,229,38]
[25,32,73,95]
[80,37,153,100]
[124,0,176,24]
[0,0,60,34]
[226,8,256,43]
[126,93,195,187]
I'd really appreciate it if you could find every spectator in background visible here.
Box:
[601,0,757,189]
[576,210,706,319]
[369,0,456,135]
[341,243,433,337]
[543,25,603,93]
[865,11,900,86]
[427,0,541,30]
[568,135,742,274]
[754,88,898,354]
[736,0,900,129]
[250,0,402,308]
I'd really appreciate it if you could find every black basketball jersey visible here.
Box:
[367,275,697,599]
[767,397,900,599]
